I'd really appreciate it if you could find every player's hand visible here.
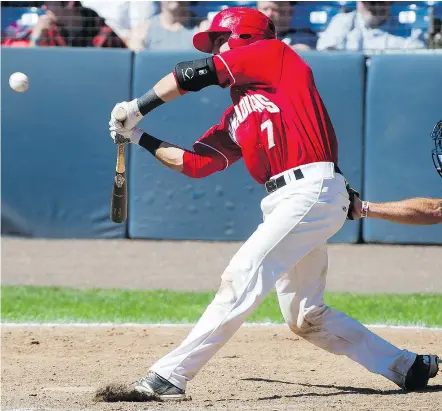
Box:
[110,99,143,134]
[109,122,143,145]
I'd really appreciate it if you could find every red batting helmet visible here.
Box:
[193,7,277,53]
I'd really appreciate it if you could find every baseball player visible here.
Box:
[347,120,442,224]
[109,7,440,400]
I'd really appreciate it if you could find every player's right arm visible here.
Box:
[351,196,442,225]
[112,117,241,179]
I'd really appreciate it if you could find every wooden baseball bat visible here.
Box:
[110,106,128,224]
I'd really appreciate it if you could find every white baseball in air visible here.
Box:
[114,106,127,121]
[9,72,29,93]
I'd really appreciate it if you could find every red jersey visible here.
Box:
[182,39,338,184]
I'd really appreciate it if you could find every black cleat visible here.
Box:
[134,371,186,400]
[404,354,441,391]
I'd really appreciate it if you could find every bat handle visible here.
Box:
[114,106,127,122]
[116,144,125,173]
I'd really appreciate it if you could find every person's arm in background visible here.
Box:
[28,11,56,47]
[286,30,318,51]
[127,19,150,51]
[80,1,126,45]
[125,1,156,50]
[380,28,426,50]
[403,28,427,49]
[128,1,155,32]
[351,196,442,225]
[198,19,211,31]
[316,12,354,51]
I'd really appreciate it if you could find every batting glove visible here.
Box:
[109,122,143,145]
[110,99,143,134]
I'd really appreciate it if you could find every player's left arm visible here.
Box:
[109,56,219,135]
[109,40,284,134]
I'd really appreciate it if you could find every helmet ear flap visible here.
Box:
[228,33,252,49]
[267,20,276,38]
[227,32,241,49]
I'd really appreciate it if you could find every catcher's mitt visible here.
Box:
[431,120,442,178]
[346,185,360,220]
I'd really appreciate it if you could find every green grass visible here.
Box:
[1,286,441,327]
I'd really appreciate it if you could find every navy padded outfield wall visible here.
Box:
[1,48,132,238]
[129,51,365,242]
[3,48,439,243]
[364,54,442,244]
[300,52,365,242]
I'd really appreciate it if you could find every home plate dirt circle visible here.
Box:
[42,387,96,393]
[2,325,442,411]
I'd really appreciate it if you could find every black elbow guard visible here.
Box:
[174,57,219,92]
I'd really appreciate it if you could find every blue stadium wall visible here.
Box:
[1,47,441,244]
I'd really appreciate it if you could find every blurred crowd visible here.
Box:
[2,1,442,52]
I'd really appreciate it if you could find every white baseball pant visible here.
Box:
[150,162,416,390]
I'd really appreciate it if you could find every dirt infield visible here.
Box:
[2,238,442,410]
[2,325,442,411]
[2,238,442,293]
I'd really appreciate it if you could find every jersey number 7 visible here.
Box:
[261,119,275,149]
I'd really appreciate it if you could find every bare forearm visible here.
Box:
[127,75,184,170]
[368,198,442,225]
[130,55,216,119]
[135,73,183,118]
[152,73,183,102]
[155,143,184,172]
[137,132,184,172]
[136,132,222,178]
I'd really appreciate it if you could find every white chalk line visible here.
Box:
[4,409,90,411]
[2,322,442,331]
[3,409,62,411]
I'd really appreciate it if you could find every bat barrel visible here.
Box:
[111,170,127,223]
[110,144,127,223]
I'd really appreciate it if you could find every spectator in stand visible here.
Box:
[129,1,200,51]
[317,1,426,51]
[80,1,156,47]
[1,1,43,5]
[2,1,125,48]
[257,1,317,51]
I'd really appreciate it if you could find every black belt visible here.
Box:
[265,164,342,194]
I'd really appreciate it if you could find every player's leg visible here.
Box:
[139,165,349,397]
[276,246,440,390]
